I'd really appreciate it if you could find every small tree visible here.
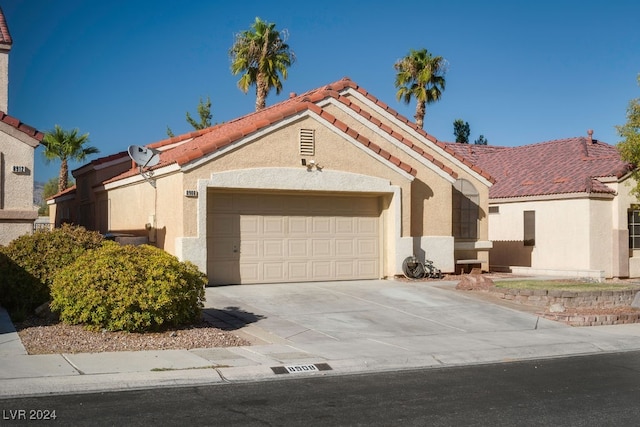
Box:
[38,177,74,215]
[453,119,470,143]
[617,74,640,196]
[474,135,488,145]
[167,96,213,137]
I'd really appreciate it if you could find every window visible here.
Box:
[628,210,640,249]
[299,129,315,156]
[524,210,535,246]
[452,179,479,239]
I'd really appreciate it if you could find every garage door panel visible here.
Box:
[263,239,284,257]
[239,263,259,282]
[263,217,285,234]
[210,214,238,236]
[311,239,332,257]
[312,217,331,233]
[357,260,378,276]
[263,262,285,281]
[358,217,378,233]
[289,217,308,233]
[335,217,354,234]
[336,239,355,256]
[240,240,259,258]
[288,262,309,280]
[335,261,355,278]
[357,238,378,255]
[288,239,309,257]
[312,261,332,279]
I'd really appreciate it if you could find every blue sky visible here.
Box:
[3,0,639,182]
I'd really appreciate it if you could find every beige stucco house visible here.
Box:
[0,7,43,246]
[448,132,639,279]
[49,78,494,284]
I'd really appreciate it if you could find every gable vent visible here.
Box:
[299,129,315,156]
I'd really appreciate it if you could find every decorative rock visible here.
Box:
[455,273,494,291]
[548,303,566,313]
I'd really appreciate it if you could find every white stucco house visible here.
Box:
[448,132,638,279]
[0,7,43,246]
[49,78,496,285]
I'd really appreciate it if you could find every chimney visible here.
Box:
[289,92,297,99]
[587,129,594,144]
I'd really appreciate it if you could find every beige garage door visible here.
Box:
[208,192,381,285]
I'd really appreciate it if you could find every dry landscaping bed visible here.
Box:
[15,316,251,355]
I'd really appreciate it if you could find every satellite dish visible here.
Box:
[127,145,161,168]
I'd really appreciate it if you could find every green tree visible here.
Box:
[617,74,640,196]
[229,17,296,111]
[186,96,212,130]
[166,96,213,137]
[474,135,488,145]
[453,119,470,143]
[394,48,447,129]
[42,125,99,192]
[38,177,74,215]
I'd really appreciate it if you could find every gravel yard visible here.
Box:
[15,316,252,355]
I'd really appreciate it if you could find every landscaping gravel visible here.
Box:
[15,316,251,355]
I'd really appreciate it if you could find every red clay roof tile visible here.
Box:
[0,7,12,45]
[445,137,633,199]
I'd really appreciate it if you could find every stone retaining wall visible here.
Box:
[490,288,639,309]
[490,287,640,326]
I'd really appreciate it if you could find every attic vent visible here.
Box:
[299,129,315,156]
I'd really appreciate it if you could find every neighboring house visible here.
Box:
[0,7,43,246]
[49,78,494,284]
[447,132,638,279]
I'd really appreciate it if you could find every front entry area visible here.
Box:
[207,191,382,285]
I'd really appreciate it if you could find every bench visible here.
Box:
[456,259,483,274]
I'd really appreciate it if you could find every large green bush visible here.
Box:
[50,242,207,332]
[0,224,103,319]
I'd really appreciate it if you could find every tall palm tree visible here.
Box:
[229,17,295,111]
[42,125,99,192]
[394,48,447,129]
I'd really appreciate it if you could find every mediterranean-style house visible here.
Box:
[447,132,639,279]
[48,77,495,284]
[0,7,43,246]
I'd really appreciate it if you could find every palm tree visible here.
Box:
[42,125,99,192]
[229,17,295,111]
[394,48,447,129]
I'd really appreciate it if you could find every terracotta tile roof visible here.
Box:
[446,137,633,199]
[0,111,44,141]
[48,184,76,201]
[0,7,12,45]
[100,78,498,186]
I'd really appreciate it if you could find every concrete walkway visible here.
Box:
[2,279,640,398]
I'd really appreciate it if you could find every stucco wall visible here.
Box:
[489,198,597,275]
[0,129,38,245]
[102,171,183,253]
[0,133,35,210]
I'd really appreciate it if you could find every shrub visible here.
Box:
[0,249,45,321]
[50,242,207,332]
[0,224,103,319]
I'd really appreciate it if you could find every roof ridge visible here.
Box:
[0,7,12,45]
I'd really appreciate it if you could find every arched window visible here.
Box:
[453,179,479,239]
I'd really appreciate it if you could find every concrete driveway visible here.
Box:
[204,279,615,367]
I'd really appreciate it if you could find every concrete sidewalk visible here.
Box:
[2,279,640,398]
